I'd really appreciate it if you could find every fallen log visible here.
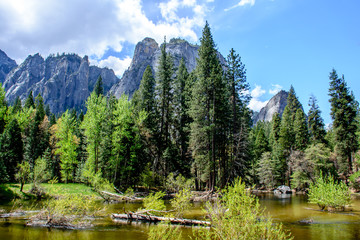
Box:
[99,191,142,202]
[111,213,211,226]
[0,211,26,218]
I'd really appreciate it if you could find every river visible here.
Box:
[1,193,360,239]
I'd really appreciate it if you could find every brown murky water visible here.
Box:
[1,194,360,240]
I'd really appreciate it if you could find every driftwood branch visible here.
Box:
[111,213,211,226]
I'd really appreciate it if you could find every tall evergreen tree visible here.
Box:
[328,69,358,175]
[0,119,23,182]
[24,91,35,109]
[225,48,251,183]
[189,22,227,190]
[94,75,104,97]
[294,108,309,150]
[0,84,7,135]
[308,95,326,144]
[155,37,175,178]
[12,96,22,114]
[173,58,191,175]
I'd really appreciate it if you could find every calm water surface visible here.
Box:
[1,194,360,240]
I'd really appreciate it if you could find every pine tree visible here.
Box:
[189,22,227,190]
[328,69,358,175]
[94,75,104,96]
[293,108,309,150]
[155,37,174,178]
[0,119,23,182]
[24,91,35,109]
[225,48,251,183]
[12,96,22,114]
[0,84,7,135]
[135,65,157,128]
[308,95,326,144]
[173,58,191,175]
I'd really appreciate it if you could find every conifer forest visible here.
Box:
[0,22,359,194]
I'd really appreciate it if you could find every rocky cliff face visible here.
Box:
[253,90,288,124]
[4,53,119,113]
[110,38,212,98]
[0,50,17,84]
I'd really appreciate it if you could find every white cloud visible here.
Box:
[94,56,132,77]
[225,0,255,11]
[248,98,268,112]
[0,0,209,76]
[251,85,266,98]
[269,84,282,95]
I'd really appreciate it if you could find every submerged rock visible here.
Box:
[274,185,292,195]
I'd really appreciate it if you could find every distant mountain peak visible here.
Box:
[253,90,288,124]
[0,50,17,83]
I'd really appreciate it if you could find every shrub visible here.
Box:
[165,173,193,193]
[308,174,351,211]
[143,191,166,214]
[193,178,291,240]
[170,187,192,217]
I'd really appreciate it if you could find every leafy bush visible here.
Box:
[193,178,291,240]
[170,187,192,217]
[349,171,360,190]
[165,173,193,193]
[308,174,351,211]
[143,191,166,214]
[147,223,182,240]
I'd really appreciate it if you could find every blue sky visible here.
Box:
[0,0,359,124]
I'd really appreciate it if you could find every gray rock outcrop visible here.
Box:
[0,50,17,84]
[4,53,119,114]
[253,90,288,124]
[110,38,225,98]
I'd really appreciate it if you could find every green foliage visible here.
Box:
[147,223,182,240]
[170,187,192,217]
[165,173,193,193]
[328,69,358,175]
[308,174,351,211]
[112,94,146,188]
[94,75,104,96]
[193,178,291,240]
[143,191,166,213]
[81,92,107,179]
[0,118,23,182]
[33,156,51,186]
[15,161,31,192]
[349,171,360,190]
[257,152,278,189]
[294,108,309,150]
[45,194,99,216]
[308,95,326,144]
[54,110,79,183]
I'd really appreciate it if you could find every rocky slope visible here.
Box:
[110,38,201,98]
[253,90,288,124]
[4,53,119,113]
[0,50,17,84]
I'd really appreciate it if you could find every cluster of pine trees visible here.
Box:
[252,70,359,190]
[0,22,359,191]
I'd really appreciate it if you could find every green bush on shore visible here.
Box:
[308,174,351,211]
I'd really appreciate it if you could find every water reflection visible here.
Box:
[1,194,360,240]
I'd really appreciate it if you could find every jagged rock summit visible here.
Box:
[253,90,288,124]
[0,50,17,84]
[110,38,200,98]
[4,53,119,114]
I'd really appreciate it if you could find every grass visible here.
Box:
[0,183,102,201]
